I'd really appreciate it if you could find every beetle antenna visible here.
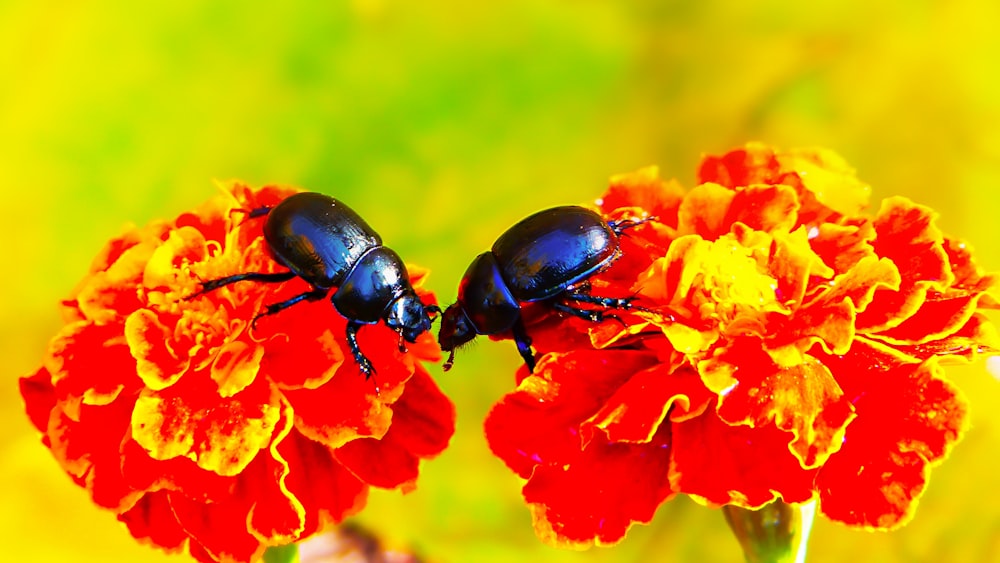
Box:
[425,304,443,324]
[397,332,407,353]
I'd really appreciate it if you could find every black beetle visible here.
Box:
[189,192,440,378]
[437,205,648,373]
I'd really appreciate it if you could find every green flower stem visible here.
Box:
[263,543,299,563]
[723,499,816,563]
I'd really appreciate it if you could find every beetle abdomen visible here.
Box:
[264,193,381,288]
[492,206,618,302]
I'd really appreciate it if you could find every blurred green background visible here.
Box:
[3,1,998,561]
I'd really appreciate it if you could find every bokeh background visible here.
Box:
[2,1,998,561]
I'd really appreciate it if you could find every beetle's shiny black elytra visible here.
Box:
[437,205,647,373]
[190,192,440,378]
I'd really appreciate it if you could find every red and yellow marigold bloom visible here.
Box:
[484,143,999,547]
[19,183,454,563]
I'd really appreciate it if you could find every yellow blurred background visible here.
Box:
[2,1,998,561]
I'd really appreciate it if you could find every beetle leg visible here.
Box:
[346,320,377,379]
[510,317,537,374]
[228,204,274,223]
[553,301,630,329]
[553,301,607,323]
[443,348,457,372]
[188,271,297,299]
[564,291,635,309]
[251,287,330,328]
[246,205,274,219]
[564,290,652,314]
[608,215,656,235]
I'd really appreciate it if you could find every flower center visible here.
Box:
[691,235,786,334]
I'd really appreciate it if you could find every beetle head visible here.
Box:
[385,291,438,347]
[438,303,476,371]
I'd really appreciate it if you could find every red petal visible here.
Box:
[44,321,142,419]
[892,313,1000,360]
[819,447,929,530]
[278,429,368,535]
[872,198,951,286]
[169,490,263,563]
[698,144,783,188]
[522,426,675,547]
[809,221,877,276]
[766,227,830,309]
[283,367,393,449]
[142,226,214,292]
[814,339,968,529]
[786,255,900,358]
[774,147,870,217]
[74,241,156,323]
[944,237,1000,300]
[671,407,817,507]
[600,167,685,229]
[47,397,142,511]
[244,403,307,545]
[728,184,800,234]
[118,491,189,553]
[84,222,169,277]
[131,376,281,476]
[125,309,191,390]
[802,256,901,317]
[334,368,455,492]
[485,350,658,478]
[581,363,711,444]
[677,183,736,240]
[174,210,227,248]
[698,144,870,224]
[876,282,997,345]
[384,366,456,458]
[348,322,417,393]
[120,438,236,502]
[704,338,855,469]
[858,198,952,332]
[19,367,56,432]
[335,434,420,492]
[258,303,347,391]
[209,339,265,398]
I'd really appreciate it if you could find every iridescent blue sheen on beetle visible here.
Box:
[189,192,440,378]
[438,205,646,373]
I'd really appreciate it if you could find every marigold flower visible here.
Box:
[19,183,454,563]
[484,143,1000,548]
